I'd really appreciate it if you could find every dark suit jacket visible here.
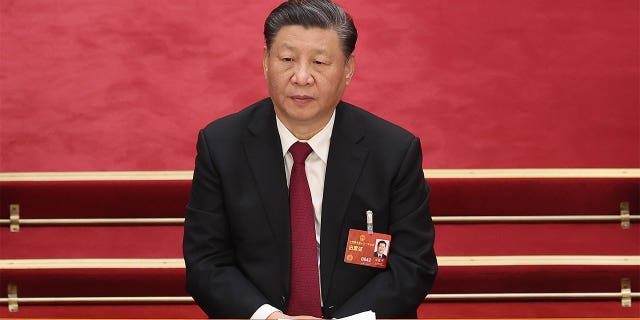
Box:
[183,98,437,319]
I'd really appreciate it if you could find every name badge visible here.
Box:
[344,229,391,269]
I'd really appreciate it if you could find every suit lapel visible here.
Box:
[242,100,292,293]
[320,102,368,301]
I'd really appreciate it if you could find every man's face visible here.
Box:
[264,25,354,137]
[377,242,386,254]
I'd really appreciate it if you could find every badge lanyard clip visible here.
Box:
[366,210,373,235]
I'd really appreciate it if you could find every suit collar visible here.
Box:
[244,101,289,239]
[243,98,292,294]
[320,101,368,301]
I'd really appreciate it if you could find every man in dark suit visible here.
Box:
[183,0,437,319]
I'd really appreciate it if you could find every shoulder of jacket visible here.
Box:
[201,98,272,135]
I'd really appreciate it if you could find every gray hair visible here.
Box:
[264,0,357,59]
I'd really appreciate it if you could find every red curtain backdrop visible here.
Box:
[1,0,638,171]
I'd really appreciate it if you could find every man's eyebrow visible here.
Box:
[279,43,294,51]
[313,50,330,57]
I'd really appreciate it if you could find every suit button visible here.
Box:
[281,296,286,307]
[325,305,336,318]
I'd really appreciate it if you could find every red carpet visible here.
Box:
[1,0,638,318]
[1,0,638,171]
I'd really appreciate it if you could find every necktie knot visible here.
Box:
[289,142,313,164]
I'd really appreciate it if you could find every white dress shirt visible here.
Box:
[251,111,335,319]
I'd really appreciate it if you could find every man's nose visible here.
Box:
[291,63,314,86]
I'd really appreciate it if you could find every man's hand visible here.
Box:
[267,311,321,319]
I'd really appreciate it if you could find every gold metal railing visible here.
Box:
[0,218,185,226]
[1,292,637,305]
[1,168,639,181]
[2,214,637,228]
[2,256,639,268]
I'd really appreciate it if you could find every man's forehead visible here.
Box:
[277,24,337,34]
[272,25,339,46]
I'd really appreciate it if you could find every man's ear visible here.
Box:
[345,55,355,85]
[263,46,269,79]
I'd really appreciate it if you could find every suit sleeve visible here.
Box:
[334,137,438,318]
[183,130,270,318]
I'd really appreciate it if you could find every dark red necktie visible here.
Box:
[287,142,322,317]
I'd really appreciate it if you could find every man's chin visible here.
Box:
[280,108,320,124]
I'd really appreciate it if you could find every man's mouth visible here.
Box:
[290,95,314,103]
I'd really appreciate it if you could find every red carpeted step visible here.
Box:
[2,178,637,219]
[433,265,640,293]
[429,178,639,216]
[0,225,183,259]
[436,223,640,255]
[1,269,187,297]
[2,223,638,258]
[2,265,637,298]
[0,180,191,219]
[0,304,206,318]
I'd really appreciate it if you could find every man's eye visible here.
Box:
[314,60,326,65]
[281,57,293,62]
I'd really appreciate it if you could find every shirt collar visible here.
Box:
[276,110,335,164]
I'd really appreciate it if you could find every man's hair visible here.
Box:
[264,0,357,59]
[378,241,386,247]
